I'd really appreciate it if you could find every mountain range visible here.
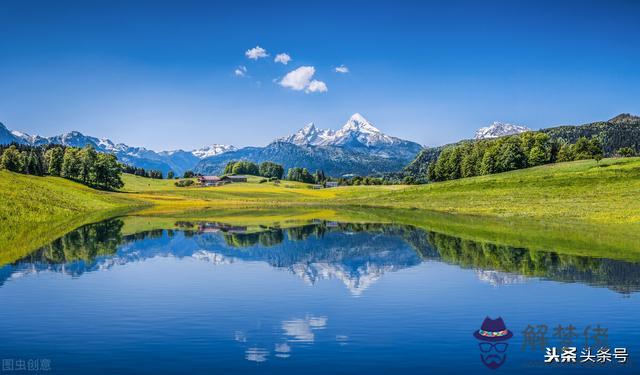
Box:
[277,113,409,147]
[195,113,424,176]
[11,113,633,179]
[0,113,423,177]
[0,122,235,176]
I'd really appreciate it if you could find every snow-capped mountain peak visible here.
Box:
[191,144,237,159]
[277,113,405,148]
[340,113,382,134]
[277,122,336,146]
[329,113,396,146]
[474,121,531,140]
[302,122,316,132]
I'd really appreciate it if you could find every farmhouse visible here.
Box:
[197,175,248,186]
[197,176,222,186]
[326,181,339,188]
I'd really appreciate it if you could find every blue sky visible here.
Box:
[1,0,639,150]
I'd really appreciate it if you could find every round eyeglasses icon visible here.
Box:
[479,342,509,353]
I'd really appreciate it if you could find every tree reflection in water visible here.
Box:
[1,218,639,294]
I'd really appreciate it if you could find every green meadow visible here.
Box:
[2,157,640,264]
[0,170,145,264]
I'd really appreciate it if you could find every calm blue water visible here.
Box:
[0,219,638,374]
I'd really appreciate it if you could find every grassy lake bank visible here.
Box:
[2,157,639,263]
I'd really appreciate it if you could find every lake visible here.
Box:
[0,218,638,374]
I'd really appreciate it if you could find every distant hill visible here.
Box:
[195,114,423,176]
[404,114,640,178]
[540,113,640,154]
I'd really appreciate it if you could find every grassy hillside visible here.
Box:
[0,171,136,224]
[0,170,143,263]
[4,158,640,227]
[358,157,640,224]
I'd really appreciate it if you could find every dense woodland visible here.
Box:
[427,134,606,182]
[0,143,123,190]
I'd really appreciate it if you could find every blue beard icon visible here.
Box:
[480,352,507,370]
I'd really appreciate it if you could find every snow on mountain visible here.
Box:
[326,113,400,147]
[474,121,531,140]
[190,144,237,159]
[196,113,424,176]
[279,113,407,148]
[10,130,47,145]
[277,123,335,146]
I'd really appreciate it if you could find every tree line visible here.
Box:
[426,133,607,182]
[220,160,413,186]
[0,143,123,190]
[223,160,285,179]
[122,165,165,179]
[222,160,336,185]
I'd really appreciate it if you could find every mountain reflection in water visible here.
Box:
[1,218,639,295]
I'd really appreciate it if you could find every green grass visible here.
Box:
[0,171,138,224]
[0,170,144,263]
[120,173,401,214]
[122,159,640,225]
[2,157,640,264]
[343,157,640,224]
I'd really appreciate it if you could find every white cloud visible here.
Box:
[306,80,328,93]
[279,66,315,91]
[234,65,248,77]
[245,45,268,60]
[279,66,328,94]
[335,65,349,74]
[274,53,291,65]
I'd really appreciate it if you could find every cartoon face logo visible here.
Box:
[473,317,513,370]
